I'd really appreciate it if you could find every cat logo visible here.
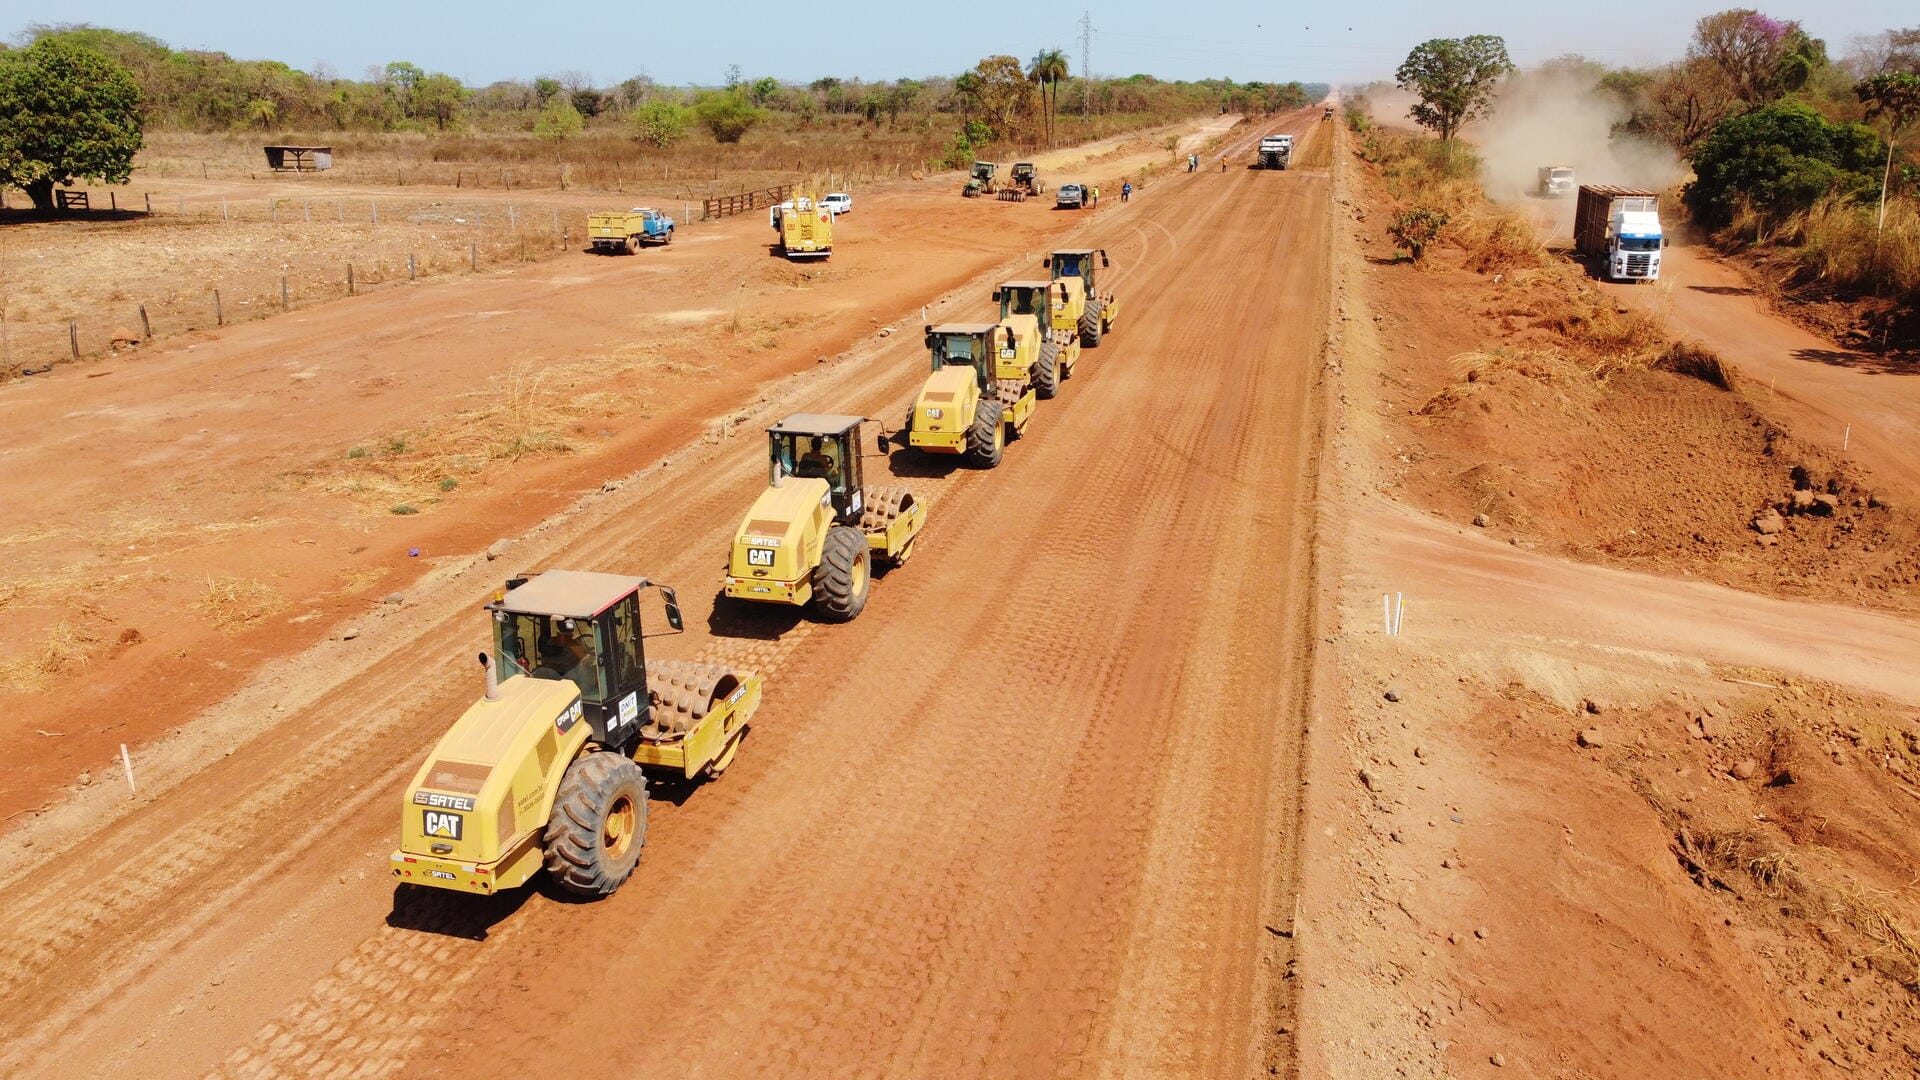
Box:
[423,810,463,841]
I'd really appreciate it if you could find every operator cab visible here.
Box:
[924,323,1006,388]
[994,280,1065,321]
[766,413,873,521]
[488,570,684,746]
[1045,248,1110,293]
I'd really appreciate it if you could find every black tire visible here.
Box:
[624,235,640,255]
[1080,301,1104,348]
[813,526,871,621]
[1035,342,1060,399]
[543,752,647,897]
[661,228,673,245]
[965,399,1006,469]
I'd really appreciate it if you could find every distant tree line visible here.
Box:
[1,24,1322,153]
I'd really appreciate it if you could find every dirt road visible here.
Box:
[0,111,1329,1078]
[1602,245,1920,501]
[0,114,1239,821]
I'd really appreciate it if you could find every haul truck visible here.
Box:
[1258,134,1293,169]
[1574,185,1664,283]
[588,207,674,253]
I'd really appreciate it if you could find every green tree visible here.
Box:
[533,97,585,140]
[413,72,467,131]
[245,96,277,128]
[967,55,1034,139]
[630,100,689,147]
[384,59,424,116]
[1684,102,1885,228]
[1395,36,1514,140]
[533,76,561,104]
[0,37,144,212]
[693,89,764,143]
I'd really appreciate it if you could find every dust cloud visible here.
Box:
[1471,70,1687,241]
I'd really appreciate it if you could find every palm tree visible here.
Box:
[1029,48,1070,146]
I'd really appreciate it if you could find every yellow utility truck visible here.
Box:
[392,571,761,898]
[723,414,926,621]
[992,279,1081,397]
[906,322,1038,468]
[773,195,832,259]
[1043,248,1122,347]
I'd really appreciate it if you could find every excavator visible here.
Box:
[392,571,761,898]
[905,322,1037,468]
[723,414,926,622]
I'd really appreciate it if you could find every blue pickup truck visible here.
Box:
[588,207,675,254]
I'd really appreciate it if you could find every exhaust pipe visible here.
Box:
[479,652,499,701]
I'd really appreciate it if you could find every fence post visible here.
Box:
[270,198,277,222]
[371,201,378,224]
[214,290,223,326]
[508,204,516,230]
[222,197,229,222]
[304,200,311,222]
[336,200,343,223]
[145,192,152,214]
[69,321,80,361]
[409,252,417,281]
[139,304,151,340]
[110,191,117,212]
[470,243,478,271]
[281,276,289,309]
[347,264,355,295]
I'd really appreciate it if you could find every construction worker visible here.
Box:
[1121,181,1132,203]
[1187,153,1197,172]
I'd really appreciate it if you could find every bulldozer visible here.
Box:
[963,161,998,197]
[392,571,762,899]
[1000,162,1043,202]
[1042,248,1122,347]
[906,322,1037,468]
[723,414,926,621]
[992,279,1080,398]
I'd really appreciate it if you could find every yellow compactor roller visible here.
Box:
[1043,248,1122,347]
[723,414,926,621]
[392,571,761,898]
[993,279,1081,398]
[906,322,1038,468]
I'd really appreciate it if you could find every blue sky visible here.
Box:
[9,1,1910,87]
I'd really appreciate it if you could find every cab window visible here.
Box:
[777,433,848,491]
[495,611,605,702]
[605,595,643,697]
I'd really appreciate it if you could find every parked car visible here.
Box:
[821,192,853,216]
[1056,183,1085,210]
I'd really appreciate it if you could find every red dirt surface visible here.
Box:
[0,110,1327,1077]
[1298,115,1920,1079]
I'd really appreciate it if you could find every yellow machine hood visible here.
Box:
[730,478,830,580]
[398,674,588,867]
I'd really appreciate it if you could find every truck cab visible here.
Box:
[1574,185,1664,283]
[1537,165,1575,198]
[1258,134,1293,169]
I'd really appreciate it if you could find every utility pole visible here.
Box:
[1080,10,1095,115]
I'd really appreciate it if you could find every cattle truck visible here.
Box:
[1573,185,1664,283]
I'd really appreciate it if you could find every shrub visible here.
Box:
[694,90,765,144]
[533,98,584,141]
[630,100,689,148]
[1388,207,1450,260]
